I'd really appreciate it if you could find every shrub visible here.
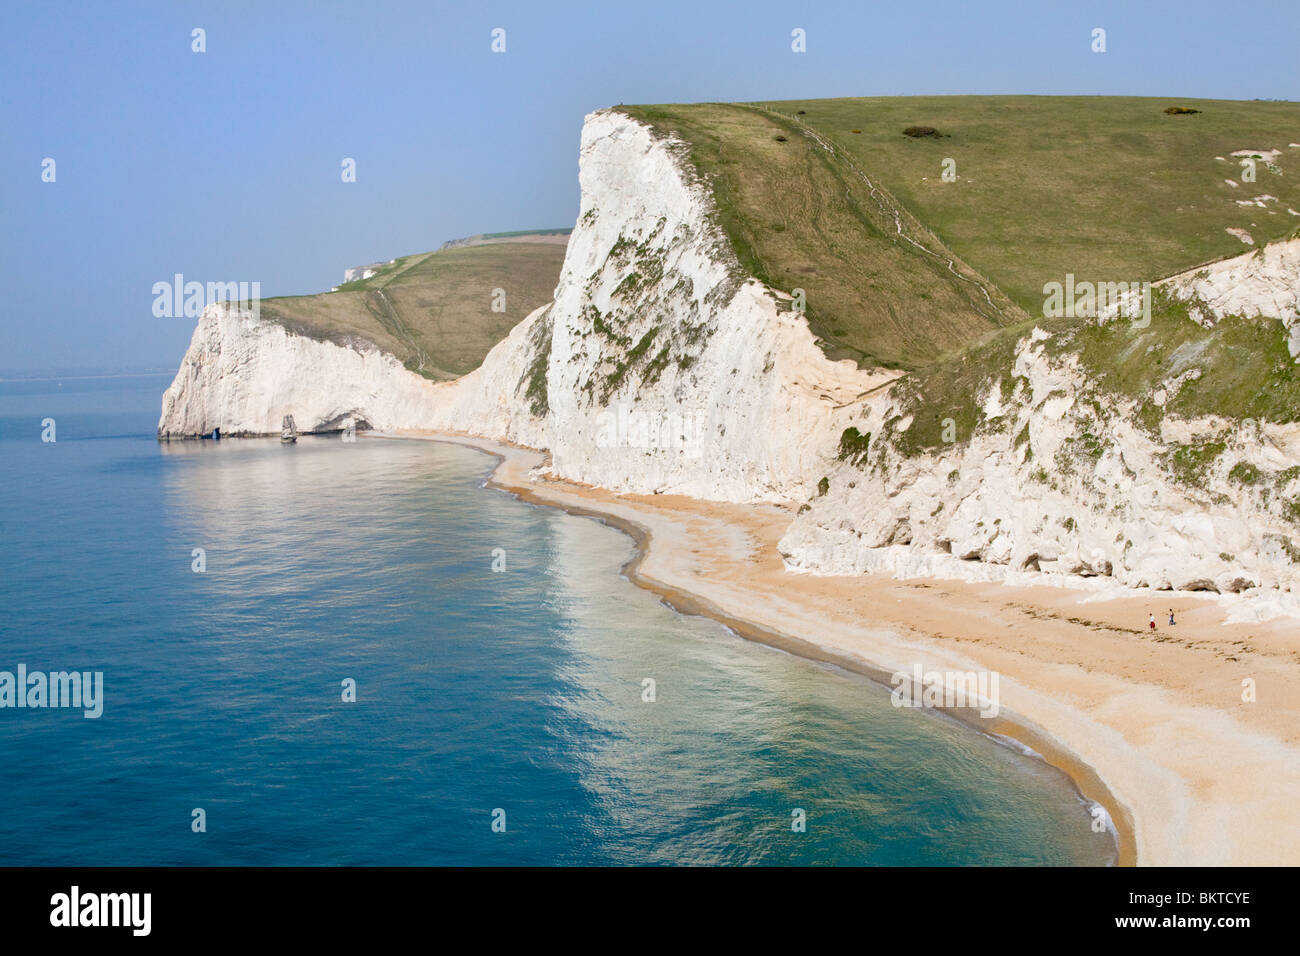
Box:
[838,426,872,463]
[1169,441,1226,484]
[1164,106,1201,115]
[1229,461,1262,485]
[902,125,942,138]
[1285,497,1300,524]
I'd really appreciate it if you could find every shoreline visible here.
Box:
[388,430,1131,864]
[381,429,1300,866]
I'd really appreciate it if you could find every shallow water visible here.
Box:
[0,375,1116,865]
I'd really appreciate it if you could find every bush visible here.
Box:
[838,426,872,464]
[1164,106,1201,115]
[1229,461,1262,485]
[902,125,943,138]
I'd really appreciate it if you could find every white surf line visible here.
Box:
[753,105,1004,318]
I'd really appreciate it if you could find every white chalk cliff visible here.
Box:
[159,110,1300,614]
[158,305,443,437]
[781,239,1300,618]
[161,109,883,503]
[429,109,886,501]
[1160,239,1300,354]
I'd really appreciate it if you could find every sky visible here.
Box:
[2,0,1297,374]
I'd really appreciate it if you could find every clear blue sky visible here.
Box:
[2,0,1296,374]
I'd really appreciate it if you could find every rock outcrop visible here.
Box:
[157,304,441,437]
[456,109,886,502]
[342,260,392,284]
[1160,237,1300,354]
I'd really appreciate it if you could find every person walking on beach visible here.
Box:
[1149,613,1156,631]
[1169,609,1176,626]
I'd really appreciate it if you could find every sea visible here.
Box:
[0,373,1116,865]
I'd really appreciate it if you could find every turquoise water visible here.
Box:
[0,375,1116,865]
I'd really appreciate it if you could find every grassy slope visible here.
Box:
[759,96,1300,313]
[623,96,1300,449]
[259,238,567,380]
[619,103,1024,370]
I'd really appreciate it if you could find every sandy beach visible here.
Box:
[392,430,1300,866]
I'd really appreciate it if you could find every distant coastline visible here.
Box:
[0,369,177,383]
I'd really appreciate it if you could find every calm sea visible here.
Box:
[0,374,1115,865]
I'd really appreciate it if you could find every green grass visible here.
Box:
[257,236,566,381]
[1229,462,1262,485]
[523,309,554,416]
[618,103,1023,370]
[755,96,1300,314]
[881,325,1024,454]
[477,228,571,239]
[837,426,872,463]
[1169,440,1227,484]
[1045,288,1300,424]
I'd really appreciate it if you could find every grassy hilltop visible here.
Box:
[756,96,1300,313]
[620,102,1023,369]
[621,96,1300,444]
[259,231,568,381]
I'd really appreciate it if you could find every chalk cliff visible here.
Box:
[780,239,1300,617]
[161,109,883,503]
[1160,239,1300,354]
[158,304,444,437]
[159,109,1300,613]
[427,109,885,502]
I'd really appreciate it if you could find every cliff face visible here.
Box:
[428,109,884,501]
[159,108,1300,612]
[1161,239,1300,354]
[162,110,882,503]
[780,240,1300,617]
[157,305,442,437]
[483,109,885,502]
